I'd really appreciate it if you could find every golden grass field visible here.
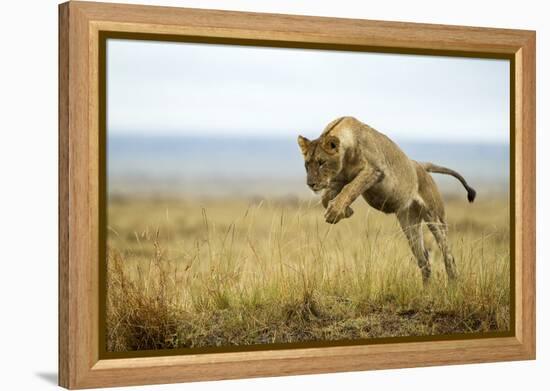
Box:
[106,194,510,352]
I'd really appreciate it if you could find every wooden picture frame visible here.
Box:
[59,1,536,389]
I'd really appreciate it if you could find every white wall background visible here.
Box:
[0,0,546,390]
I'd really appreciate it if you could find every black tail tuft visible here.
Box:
[467,187,476,203]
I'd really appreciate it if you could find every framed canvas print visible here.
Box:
[58,1,536,389]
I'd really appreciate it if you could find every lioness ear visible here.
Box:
[322,135,340,155]
[297,135,311,156]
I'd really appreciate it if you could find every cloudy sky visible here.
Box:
[107,39,510,143]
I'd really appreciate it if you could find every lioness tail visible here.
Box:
[421,162,476,203]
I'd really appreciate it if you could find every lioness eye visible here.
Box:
[318,160,325,166]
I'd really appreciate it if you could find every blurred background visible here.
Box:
[106,39,510,200]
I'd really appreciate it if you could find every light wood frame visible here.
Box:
[59,1,536,389]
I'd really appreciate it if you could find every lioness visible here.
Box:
[297,116,476,284]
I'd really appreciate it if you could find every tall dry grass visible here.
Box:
[106,195,510,352]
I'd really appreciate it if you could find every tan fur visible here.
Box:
[298,116,477,284]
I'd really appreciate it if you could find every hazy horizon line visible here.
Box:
[108,131,510,145]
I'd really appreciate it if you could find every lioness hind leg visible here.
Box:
[397,208,431,285]
[426,215,458,281]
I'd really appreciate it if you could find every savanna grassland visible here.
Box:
[106,194,510,352]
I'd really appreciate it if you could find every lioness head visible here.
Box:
[297,134,342,192]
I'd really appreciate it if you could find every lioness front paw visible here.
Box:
[325,200,348,224]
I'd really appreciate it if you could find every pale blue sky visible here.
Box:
[107,39,510,143]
